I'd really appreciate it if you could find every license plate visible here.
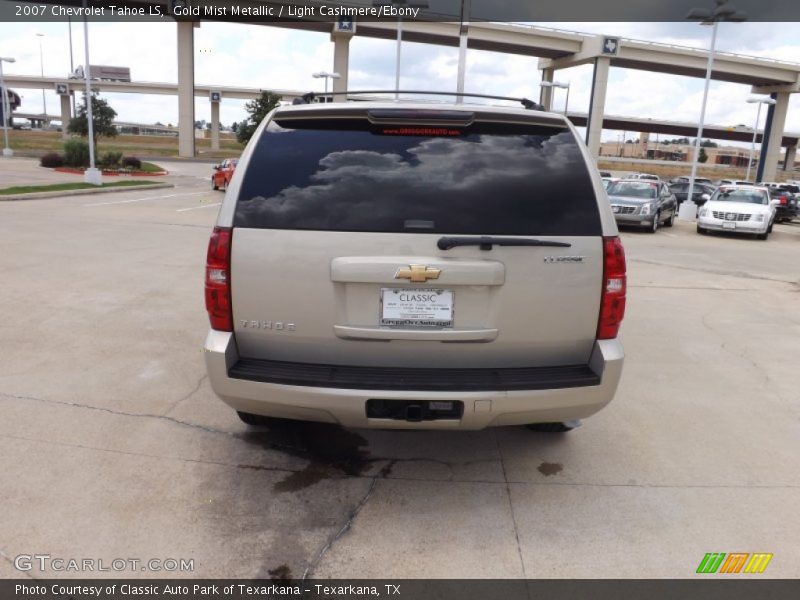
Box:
[612,205,620,213]
[380,288,453,327]
[722,222,736,229]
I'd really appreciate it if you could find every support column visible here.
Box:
[59,94,71,139]
[756,92,789,182]
[210,99,220,151]
[585,57,610,159]
[783,144,796,172]
[177,21,195,158]
[539,67,554,111]
[331,33,351,98]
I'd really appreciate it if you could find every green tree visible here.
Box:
[698,148,709,163]
[236,91,281,144]
[68,93,118,153]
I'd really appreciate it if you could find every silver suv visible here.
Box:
[204,101,626,431]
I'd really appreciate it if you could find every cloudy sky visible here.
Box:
[1,20,799,144]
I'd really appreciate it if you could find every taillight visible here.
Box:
[598,236,627,340]
[205,226,233,331]
[779,195,787,205]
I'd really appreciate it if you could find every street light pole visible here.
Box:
[68,18,76,115]
[455,0,471,104]
[745,97,775,182]
[36,33,47,121]
[539,81,570,115]
[82,3,101,185]
[680,0,747,221]
[680,20,717,221]
[0,56,16,157]
[373,1,429,101]
[312,71,340,100]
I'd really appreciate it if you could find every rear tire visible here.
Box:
[212,177,219,191]
[220,178,228,192]
[526,422,577,433]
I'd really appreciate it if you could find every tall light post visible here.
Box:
[679,0,747,221]
[312,71,340,99]
[0,56,16,157]
[68,18,76,115]
[373,0,429,100]
[81,3,101,185]
[36,33,47,120]
[745,97,775,182]
[539,80,570,115]
[455,0,470,104]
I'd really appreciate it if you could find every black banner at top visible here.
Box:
[1,0,800,22]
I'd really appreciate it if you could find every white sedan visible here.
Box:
[697,185,777,240]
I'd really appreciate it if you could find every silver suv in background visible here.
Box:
[204,102,626,431]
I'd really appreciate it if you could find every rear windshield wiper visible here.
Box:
[437,236,572,251]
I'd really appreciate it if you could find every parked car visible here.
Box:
[602,176,620,190]
[669,176,712,185]
[669,182,717,207]
[697,185,776,240]
[212,158,238,191]
[204,100,626,431]
[607,179,677,232]
[626,172,660,181]
[768,185,799,222]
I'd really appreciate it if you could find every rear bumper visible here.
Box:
[697,216,768,234]
[204,331,624,430]
[613,213,652,228]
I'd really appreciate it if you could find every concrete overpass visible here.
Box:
[5,75,799,171]
[172,11,800,179]
[3,75,311,149]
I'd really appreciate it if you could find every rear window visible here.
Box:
[233,117,601,236]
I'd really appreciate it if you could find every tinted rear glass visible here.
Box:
[234,117,601,235]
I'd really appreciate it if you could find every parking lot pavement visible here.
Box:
[1,181,798,579]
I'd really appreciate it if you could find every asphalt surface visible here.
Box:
[1,158,799,579]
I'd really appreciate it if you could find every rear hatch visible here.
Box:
[229,106,604,369]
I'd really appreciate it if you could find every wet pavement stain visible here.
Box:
[238,421,372,492]
[268,564,292,582]
[537,462,563,476]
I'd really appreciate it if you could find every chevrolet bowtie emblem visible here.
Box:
[395,264,441,283]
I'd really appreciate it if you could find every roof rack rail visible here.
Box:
[292,90,544,111]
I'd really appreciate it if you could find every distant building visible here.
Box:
[599,137,798,170]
